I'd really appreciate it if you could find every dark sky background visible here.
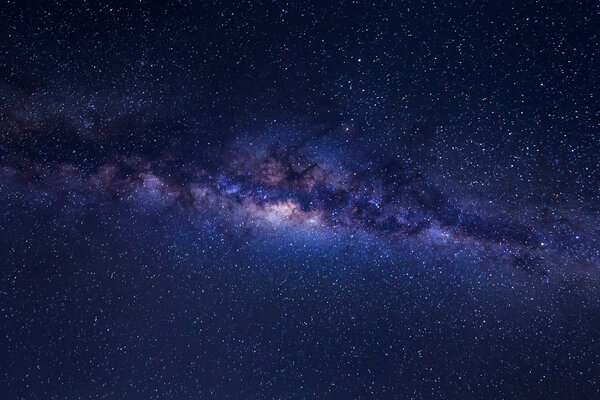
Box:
[1,1,599,399]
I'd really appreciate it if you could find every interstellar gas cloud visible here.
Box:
[1,2,599,399]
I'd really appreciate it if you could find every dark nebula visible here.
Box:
[1,1,599,399]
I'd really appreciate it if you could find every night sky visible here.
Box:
[1,1,599,399]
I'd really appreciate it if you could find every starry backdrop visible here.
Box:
[1,1,599,399]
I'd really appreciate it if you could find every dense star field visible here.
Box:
[1,1,599,399]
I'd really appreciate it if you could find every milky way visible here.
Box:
[2,114,598,279]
